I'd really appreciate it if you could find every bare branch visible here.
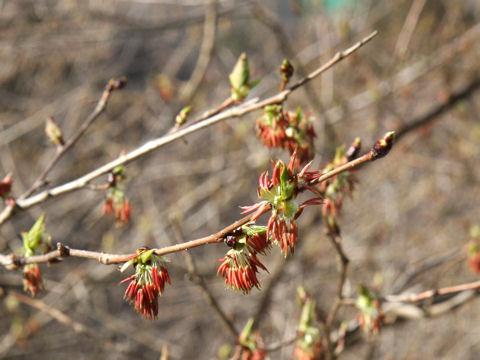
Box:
[0,31,377,225]
[171,219,239,338]
[0,147,382,270]
[23,77,127,198]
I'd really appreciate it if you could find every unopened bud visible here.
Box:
[371,131,395,160]
[107,77,127,91]
[45,117,64,146]
[346,137,361,161]
[296,286,308,304]
[229,53,260,101]
[175,106,192,126]
[280,59,294,82]
[229,53,249,93]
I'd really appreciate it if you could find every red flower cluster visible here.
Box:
[257,105,287,149]
[468,251,480,274]
[356,286,385,336]
[293,341,324,360]
[316,139,361,232]
[238,347,267,360]
[467,226,480,274]
[218,251,267,293]
[23,264,43,296]
[103,194,131,224]
[218,227,269,293]
[120,248,171,319]
[103,165,131,225]
[257,106,316,164]
[242,155,321,255]
[357,299,385,335]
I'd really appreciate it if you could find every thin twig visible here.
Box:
[8,291,131,355]
[385,279,480,303]
[0,31,377,225]
[171,219,238,338]
[22,78,126,198]
[263,335,299,352]
[395,78,480,141]
[313,152,374,185]
[0,242,135,270]
[324,231,349,360]
[166,0,219,135]
[253,256,289,324]
[178,0,217,103]
[394,0,428,57]
[0,147,381,269]
[391,248,461,294]
[325,233,349,328]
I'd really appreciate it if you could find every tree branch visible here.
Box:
[0,30,377,225]
[0,145,382,270]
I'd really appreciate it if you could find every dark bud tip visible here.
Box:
[224,235,237,248]
[346,137,362,161]
[115,77,128,89]
[371,131,395,160]
[57,242,70,257]
[280,59,294,81]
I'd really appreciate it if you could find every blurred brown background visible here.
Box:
[1,0,480,359]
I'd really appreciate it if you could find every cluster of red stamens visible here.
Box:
[103,165,131,225]
[315,139,361,232]
[23,264,43,296]
[103,193,131,224]
[257,106,316,164]
[218,225,269,293]
[242,154,321,255]
[120,248,171,319]
[356,286,385,336]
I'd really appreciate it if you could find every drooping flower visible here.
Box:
[103,165,131,225]
[21,214,52,296]
[317,140,360,221]
[218,224,269,293]
[104,192,131,224]
[356,285,385,336]
[120,247,171,319]
[242,154,321,256]
[283,107,316,165]
[257,105,289,149]
[257,106,316,165]
[467,225,480,274]
[23,264,43,296]
[468,242,480,274]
